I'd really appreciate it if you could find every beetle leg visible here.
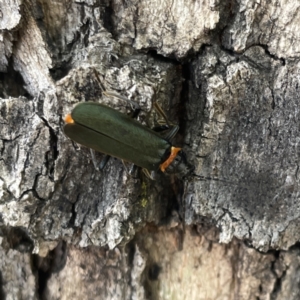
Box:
[152,101,180,141]
[99,154,111,170]
[90,149,111,171]
[120,160,140,178]
[128,164,138,176]
[153,101,175,127]
[142,168,155,180]
[151,123,179,142]
[164,125,179,141]
[90,149,99,170]
[121,159,131,174]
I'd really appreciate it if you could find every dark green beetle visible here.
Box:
[64,101,193,177]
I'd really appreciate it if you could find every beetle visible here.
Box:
[64,100,194,178]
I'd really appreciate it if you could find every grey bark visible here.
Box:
[1,0,300,299]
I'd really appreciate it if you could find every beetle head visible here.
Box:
[164,150,194,177]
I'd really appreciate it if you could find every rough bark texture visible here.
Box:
[1,0,300,299]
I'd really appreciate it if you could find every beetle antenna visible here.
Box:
[192,173,237,185]
[93,68,106,93]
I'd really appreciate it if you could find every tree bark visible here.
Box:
[1,0,300,299]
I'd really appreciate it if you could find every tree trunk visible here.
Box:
[1,0,300,299]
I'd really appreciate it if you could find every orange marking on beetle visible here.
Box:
[160,147,181,172]
[65,114,74,124]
